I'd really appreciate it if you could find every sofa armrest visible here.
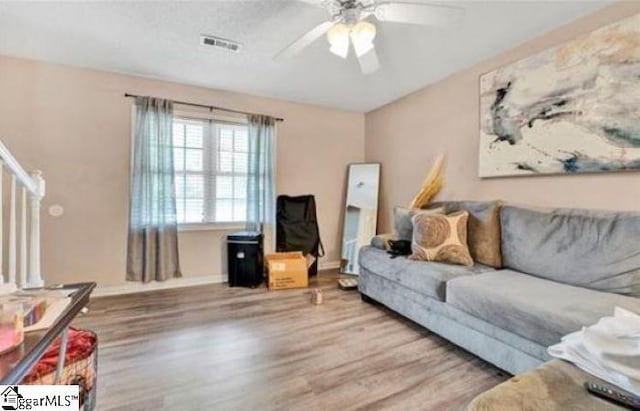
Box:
[371,233,395,250]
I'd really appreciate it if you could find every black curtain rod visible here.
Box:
[124,93,284,122]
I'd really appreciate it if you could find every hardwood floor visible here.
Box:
[74,271,507,411]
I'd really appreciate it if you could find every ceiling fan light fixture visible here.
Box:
[350,20,376,57]
[275,1,465,75]
[327,23,350,58]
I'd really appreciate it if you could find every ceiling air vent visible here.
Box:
[200,35,242,52]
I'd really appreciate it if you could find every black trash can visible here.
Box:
[227,231,264,288]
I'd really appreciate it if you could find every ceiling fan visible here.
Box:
[275,0,465,74]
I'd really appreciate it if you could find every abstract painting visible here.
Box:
[479,13,640,178]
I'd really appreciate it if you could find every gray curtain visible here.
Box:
[127,97,181,282]
[246,114,276,233]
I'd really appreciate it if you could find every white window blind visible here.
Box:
[172,117,249,224]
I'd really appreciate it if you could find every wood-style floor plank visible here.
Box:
[73,271,507,411]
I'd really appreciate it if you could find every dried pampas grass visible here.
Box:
[408,154,446,209]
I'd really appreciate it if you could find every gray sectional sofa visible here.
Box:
[358,203,640,375]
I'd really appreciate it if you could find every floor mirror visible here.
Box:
[340,163,381,279]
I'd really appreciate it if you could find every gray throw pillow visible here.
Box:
[393,206,444,241]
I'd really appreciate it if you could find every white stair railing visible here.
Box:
[0,140,45,293]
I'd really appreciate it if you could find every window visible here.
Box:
[172,116,249,225]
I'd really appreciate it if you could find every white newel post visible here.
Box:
[0,160,16,294]
[8,175,16,287]
[0,168,18,294]
[27,170,44,288]
[20,187,27,288]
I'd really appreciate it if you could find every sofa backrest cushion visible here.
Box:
[430,201,503,268]
[501,206,640,296]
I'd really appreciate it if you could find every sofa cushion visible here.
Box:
[359,246,491,301]
[446,269,640,347]
[501,206,640,296]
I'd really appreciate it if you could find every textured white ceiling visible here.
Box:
[0,0,613,112]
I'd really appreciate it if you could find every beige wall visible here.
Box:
[0,56,364,286]
[365,2,640,233]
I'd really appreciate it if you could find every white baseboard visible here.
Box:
[93,260,342,298]
[318,260,341,270]
[93,274,227,297]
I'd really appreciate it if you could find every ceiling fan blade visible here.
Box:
[275,20,336,61]
[374,2,464,27]
[357,47,380,75]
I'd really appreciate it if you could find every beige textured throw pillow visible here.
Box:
[410,210,474,266]
[438,201,503,268]
[467,203,502,268]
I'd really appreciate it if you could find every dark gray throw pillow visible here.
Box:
[393,206,444,241]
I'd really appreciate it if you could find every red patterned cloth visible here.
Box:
[23,327,96,381]
[22,327,98,410]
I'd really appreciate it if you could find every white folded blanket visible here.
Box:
[548,307,640,396]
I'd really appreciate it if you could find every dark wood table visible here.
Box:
[0,282,96,385]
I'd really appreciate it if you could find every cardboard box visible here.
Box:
[265,252,308,290]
